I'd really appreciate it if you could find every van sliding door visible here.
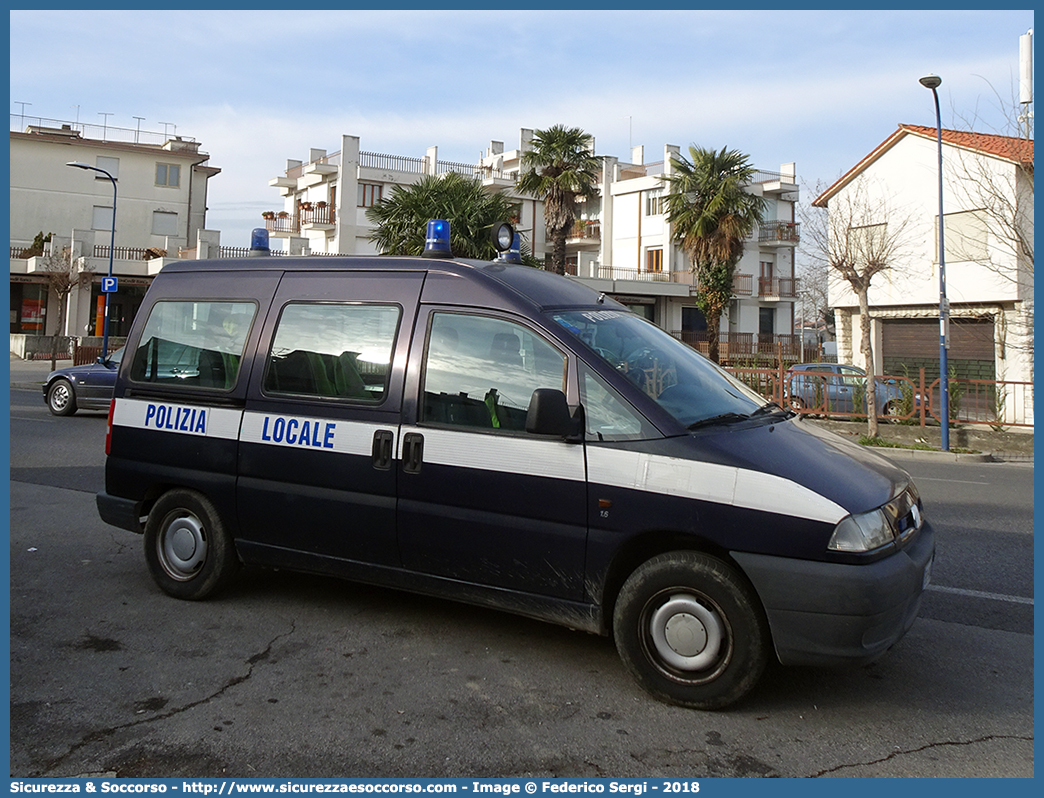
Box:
[236,271,423,567]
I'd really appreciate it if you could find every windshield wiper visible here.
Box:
[687,412,750,430]
[750,401,792,418]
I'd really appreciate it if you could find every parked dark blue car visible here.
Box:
[43,349,122,416]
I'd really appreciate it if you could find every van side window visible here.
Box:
[422,313,565,432]
[263,303,400,401]
[579,363,659,442]
[129,301,255,390]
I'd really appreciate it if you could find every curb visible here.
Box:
[872,448,994,463]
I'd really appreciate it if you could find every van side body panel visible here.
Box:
[99,255,933,680]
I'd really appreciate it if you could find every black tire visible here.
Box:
[143,489,239,600]
[613,551,769,710]
[880,400,900,423]
[46,379,77,416]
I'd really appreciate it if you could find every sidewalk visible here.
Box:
[9,352,58,391]
[9,353,1033,463]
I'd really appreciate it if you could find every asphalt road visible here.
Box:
[8,387,1035,779]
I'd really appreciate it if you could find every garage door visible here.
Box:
[881,318,995,381]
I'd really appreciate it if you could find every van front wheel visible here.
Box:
[613,552,769,710]
[144,489,239,600]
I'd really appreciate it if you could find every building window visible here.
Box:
[938,209,988,263]
[96,156,119,180]
[846,223,887,260]
[156,163,181,188]
[92,206,114,231]
[644,189,665,216]
[646,247,663,273]
[152,211,178,236]
[358,183,383,207]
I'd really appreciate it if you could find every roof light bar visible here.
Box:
[423,219,452,258]
[249,227,271,256]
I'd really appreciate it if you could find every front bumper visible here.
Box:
[732,522,935,667]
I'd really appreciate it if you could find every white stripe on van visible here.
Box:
[112,398,242,440]
[587,447,848,525]
[240,411,391,456]
[114,400,846,525]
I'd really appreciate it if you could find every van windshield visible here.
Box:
[551,309,769,429]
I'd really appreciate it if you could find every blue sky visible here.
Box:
[9,8,1035,248]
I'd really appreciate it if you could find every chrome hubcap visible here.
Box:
[649,593,723,671]
[160,514,208,581]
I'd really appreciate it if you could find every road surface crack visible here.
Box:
[32,621,297,777]
[810,734,1035,776]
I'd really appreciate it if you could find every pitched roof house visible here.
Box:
[812,124,1033,424]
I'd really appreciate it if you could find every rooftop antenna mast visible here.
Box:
[1019,29,1033,139]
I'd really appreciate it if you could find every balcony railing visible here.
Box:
[758,277,799,298]
[569,220,601,240]
[758,221,800,245]
[264,215,299,234]
[359,151,424,174]
[300,205,336,226]
[597,265,674,282]
[733,274,753,296]
[673,331,812,363]
[750,169,797,186]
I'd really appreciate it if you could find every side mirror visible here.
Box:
[526,388,582,440]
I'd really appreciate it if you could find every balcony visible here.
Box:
[263,205,337,237]
[732,273,754,296]
[567,220,601,244]
[596,265,673,283]
[300,203,336,229]
[750,169,799,197]
[673,331,810,364]
[263,213,299,236]
[758,221,800,246]
[758,277,799,299]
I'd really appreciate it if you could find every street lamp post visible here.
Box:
[919,74,950,452]
[66,161,117,359]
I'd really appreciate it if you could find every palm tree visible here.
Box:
[663,146,766,364]
[366,172,525,260]
[516,125,601,275]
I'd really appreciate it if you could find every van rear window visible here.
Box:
[129,301,256,390]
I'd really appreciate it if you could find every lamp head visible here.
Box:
[66,161,91,170]
[919,74,942,90]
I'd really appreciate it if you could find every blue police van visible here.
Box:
[96,223,934,709]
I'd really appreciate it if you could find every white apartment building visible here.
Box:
[813,125,1034,400]
[268,129,802,361]
[9,119,221,355]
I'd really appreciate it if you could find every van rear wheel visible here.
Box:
[144,489,239,600]
[613,552,769,710]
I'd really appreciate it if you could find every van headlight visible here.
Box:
[828,508,895,553]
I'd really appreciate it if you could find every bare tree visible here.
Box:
[795,252,832,351]
[946,96,1034,376]
[802,177,919,438]
[38,245,94,370]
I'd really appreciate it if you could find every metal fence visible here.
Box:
[727,364,1034,430]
